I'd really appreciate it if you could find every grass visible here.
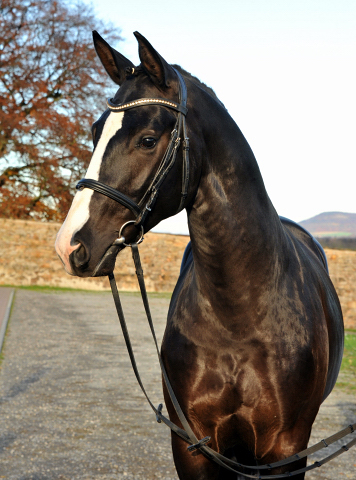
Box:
[0,283,172,298]
[336,332,356,393]
[341,333,356,371]
[0,290,16,366]
[1,284,97,293]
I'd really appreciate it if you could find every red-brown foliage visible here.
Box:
[0,0,122,220]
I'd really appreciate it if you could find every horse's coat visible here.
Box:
[55,31,344,479]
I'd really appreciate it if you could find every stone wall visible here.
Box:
[0,219,188,293]
[325,249,356,329]
[1,219,355,328]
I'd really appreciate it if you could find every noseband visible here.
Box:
[76,68,189,237]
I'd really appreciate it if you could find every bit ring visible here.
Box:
[115,220,144,247]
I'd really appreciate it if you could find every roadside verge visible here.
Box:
[0,287,14,353]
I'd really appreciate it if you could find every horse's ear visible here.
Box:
[134,31,175,89]
[93,30,134,86]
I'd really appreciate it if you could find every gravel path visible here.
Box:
[0,289,355,479]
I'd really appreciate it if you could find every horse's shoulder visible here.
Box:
[280,216,328,272]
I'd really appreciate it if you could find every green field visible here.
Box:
[336,333,356,392]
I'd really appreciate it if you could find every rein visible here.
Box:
[109,243,356,479]
[75,68,356,478]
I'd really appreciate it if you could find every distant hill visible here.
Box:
[300,212,356,238]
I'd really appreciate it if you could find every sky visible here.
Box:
[83,0,355,235]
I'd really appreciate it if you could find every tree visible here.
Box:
[0,0,122,220]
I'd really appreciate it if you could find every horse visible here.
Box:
[55,31,344,479]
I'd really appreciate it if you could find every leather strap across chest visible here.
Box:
[76,67,189,228]
[108,245,356,479]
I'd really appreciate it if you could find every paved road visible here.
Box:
[0,289,355,479]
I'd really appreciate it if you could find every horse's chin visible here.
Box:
[91,244,122,277]
[69,244,122,278]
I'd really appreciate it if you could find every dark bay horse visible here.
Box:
[55,31,344,479]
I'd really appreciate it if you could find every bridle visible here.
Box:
[74,67,356,478]
[76,67,190,243]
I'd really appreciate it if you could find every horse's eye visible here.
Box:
[140,137,156,149]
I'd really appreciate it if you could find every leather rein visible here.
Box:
[75,69,356,478]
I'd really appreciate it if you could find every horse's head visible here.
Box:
[55,31,198,277]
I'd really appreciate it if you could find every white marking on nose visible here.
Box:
[55,111,124,273]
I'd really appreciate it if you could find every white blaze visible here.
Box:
[55,111,124,273]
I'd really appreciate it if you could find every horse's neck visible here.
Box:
[187,106,284,308]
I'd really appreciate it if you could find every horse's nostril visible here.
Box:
[71,242,90,269]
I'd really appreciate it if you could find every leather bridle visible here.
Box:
[74,67,356,478]
[76,67,190,239]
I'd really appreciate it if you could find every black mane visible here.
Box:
[129,63,224,108]
[172,64,225,108]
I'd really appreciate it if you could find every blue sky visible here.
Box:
[83,0,355,235]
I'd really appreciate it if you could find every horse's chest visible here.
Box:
[163,324,267,406]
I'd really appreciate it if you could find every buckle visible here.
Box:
[156,403,163,423]
[187,436,211,452]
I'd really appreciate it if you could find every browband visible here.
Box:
[107,97,188,115]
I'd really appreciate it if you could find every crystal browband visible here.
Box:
[107,97,188,115]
